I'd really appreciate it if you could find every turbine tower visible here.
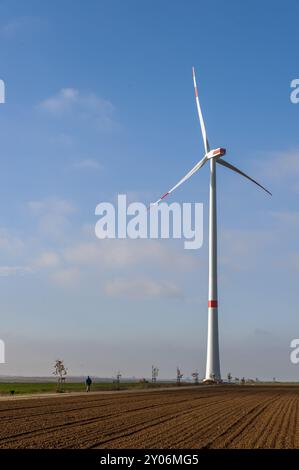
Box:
[151,67,271,382]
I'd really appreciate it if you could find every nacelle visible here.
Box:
[207,148,226,159]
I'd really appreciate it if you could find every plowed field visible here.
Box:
[0,385,298,448]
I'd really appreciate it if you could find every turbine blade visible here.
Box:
[150,155,207,207]
[217,158,272,196]
[192,67,210,154]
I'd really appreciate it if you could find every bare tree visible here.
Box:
[176,367,183,386]
[152,365,159,384]
[113,371,122,390]
[53,359,68,392]
[191,371,199,384]
[227,372,232,383]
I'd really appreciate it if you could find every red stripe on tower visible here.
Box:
[161,192,169,200]
[208,300,218,308]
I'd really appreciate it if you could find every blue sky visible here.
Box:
[0,0,299,380]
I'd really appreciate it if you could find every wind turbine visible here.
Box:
[151,67,271,382]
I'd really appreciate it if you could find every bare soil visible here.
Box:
[0,385,298,449]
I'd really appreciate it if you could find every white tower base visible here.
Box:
[204,158,221,382]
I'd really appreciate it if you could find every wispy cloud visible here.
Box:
[28,198,75,216]
[50,268,80,287]
[258,149,299,192]
[63,239,196,271]
[53,133,74,147]
[220,228,272,271]
[0,19,22,38]
[270,210,299,227]
[72,159,103,171]
[34,251,61,269]
[0,266,33,276]
[40,88,79,113]
[27,198,76,240]
[104,278,183,299]
[38,88,116,131]
[0,16,44,39]
[0,229,24,256]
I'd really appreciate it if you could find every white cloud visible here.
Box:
[64,239,196,271]
[40,88,79,113]
[53,133,74,147]
[38,89,115,131]
[27,198,76,240]
[0,266,33,276]
[28,198,75,216]
[0,16,44,38]
[1,19,22,37]
[258,149,299,192]
[50,268,80,287]
[35,216,70,240]
[220,228,272,271]
[270,210,299,227]
[64,242,100,265]
[218,212,299,275]
[104,278,183,299]
[72,159,103,171]
[0,229,24,255]
[34,251,61,269]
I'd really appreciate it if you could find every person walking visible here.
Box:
[86,375,92,392]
